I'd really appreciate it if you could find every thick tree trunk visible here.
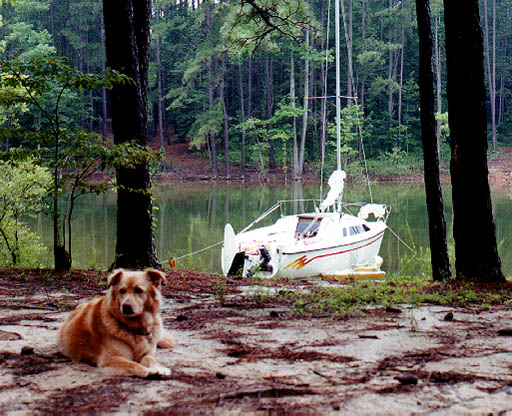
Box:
[103,0,159,269]
[443,0,504,282]
[415,0,452,281]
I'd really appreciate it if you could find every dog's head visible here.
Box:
[107,268,166,318]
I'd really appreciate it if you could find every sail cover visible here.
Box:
[320,170,347,211]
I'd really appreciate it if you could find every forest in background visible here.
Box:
[0,0,509,179]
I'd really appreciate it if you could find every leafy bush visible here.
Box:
[0,157,51,267]
[0,217,49,267]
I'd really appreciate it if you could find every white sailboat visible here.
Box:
[221,0,389,280]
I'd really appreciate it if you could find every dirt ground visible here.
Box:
[1,269,512,415]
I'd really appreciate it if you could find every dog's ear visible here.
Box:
[145,268,166,289]
[107,269,124,288]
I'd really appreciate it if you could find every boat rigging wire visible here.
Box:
[386,225,416,254]
[162,240,223,266]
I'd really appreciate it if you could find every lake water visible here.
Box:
[28,182,512,276]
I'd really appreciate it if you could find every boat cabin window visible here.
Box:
[343,228,347,237]
[363,224,370,232]
[349,225,366,235]
[295,217,321,239]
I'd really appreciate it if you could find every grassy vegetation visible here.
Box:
[289,274,512,317]
[246,252,512,317]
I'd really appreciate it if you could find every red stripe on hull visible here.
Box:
[284,232,385,270]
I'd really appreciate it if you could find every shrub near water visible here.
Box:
[0,157,51,267]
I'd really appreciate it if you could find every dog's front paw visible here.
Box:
[147,365,172,380]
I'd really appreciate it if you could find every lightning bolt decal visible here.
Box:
[284,255,309,270]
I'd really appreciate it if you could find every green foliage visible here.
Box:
[212,276,227,305]
[288,272,512,317]
[222,0,316,50]
[364,147,423,176]
[0,56,157,268]
[0,156,51,267]
[187,101,223,150]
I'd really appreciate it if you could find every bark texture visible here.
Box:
[415,0,451,281]
[103,0,159,269]
[443,0,504,282]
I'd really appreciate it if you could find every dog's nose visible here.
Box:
[122,303,134,315]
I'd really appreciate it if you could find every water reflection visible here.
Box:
[26,182,512,276]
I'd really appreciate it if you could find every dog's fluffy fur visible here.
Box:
[58,268,174,378]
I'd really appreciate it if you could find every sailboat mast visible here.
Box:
[335,0,342,172]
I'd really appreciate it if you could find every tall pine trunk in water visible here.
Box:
[443,0,504,282]
[415,0,452,281]
[103,0,159,269]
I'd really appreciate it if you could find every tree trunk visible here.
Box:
[103,0,159,269]
[205,5,218,178]
[397,22,405,149]
[415,0,452,281]
[238,64,246,179]
[100,7,108,141]
[443,0,504,282]
[265,56,275,170]
[290,54,299,179]
[360,0,368,114]
[341,0,354,104]
[387,0,394,121]
[247,56,253,118]
[434,13,442,154]
[155,11,166,157]
[299,29,310,177]
[483,0,497,151]
[219,51,230,178]
[492,0,497,150]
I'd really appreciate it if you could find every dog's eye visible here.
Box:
[134,287,144,294]
[119,289,126,294]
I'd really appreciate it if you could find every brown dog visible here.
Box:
[58,268,174,378]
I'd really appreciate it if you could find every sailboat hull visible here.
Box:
[278,229,385,278]
[222,209,388,279]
